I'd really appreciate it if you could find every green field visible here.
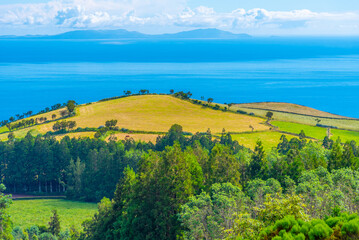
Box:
[272,121,359,143]
[9,199,97,230]
[231,131,297,151]
[272,121,327,140]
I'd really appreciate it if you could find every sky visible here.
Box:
[0,0,358,36]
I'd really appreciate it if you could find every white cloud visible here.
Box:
[0,0,358,35]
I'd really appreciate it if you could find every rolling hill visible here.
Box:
[2,94,359,150]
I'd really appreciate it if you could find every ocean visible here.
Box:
[1,38,359,120]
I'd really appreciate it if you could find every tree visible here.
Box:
[105,120,118,129]
[180,183,249,240]
[0,184,13,240]
[170,89,174,94]
[48,210,61,236]
[7,132,14,141]
[66,100,76,113]
[68,121,77,130]
[265,111,273,121]
[124,90,131,96]
[299,130,306,139]
[52,114,57,120]
[249,125,254,132]
[249,140,266,180]
[207,98,214,104]
[60,110,69,118]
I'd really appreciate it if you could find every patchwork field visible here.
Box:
[230,104,359,131]
[9,199,97,230]
[2,95,359,149]
[236,102,351,119]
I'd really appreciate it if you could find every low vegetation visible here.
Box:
[9,199,97,230]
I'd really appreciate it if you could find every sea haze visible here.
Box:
[0,37,359,120]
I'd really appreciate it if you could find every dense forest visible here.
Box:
[1,124,359,239]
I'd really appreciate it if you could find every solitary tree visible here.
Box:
[207,98,214,104]
[52,114,57,120]
[105,120,118,129]
[170,89,174,94]
[299,130,306,139]
[266,111,273,121]
[48,210,61,236]
[249,125,254,132]
[67,100,76,113]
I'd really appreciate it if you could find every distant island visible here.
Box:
[0,28,251,40]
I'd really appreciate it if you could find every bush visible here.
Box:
[39,233,57,240]
[237,110,247,114]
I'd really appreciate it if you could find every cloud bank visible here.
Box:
[0,0,358,35]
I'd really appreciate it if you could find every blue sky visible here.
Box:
[0,0,358,36]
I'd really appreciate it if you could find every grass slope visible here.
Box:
[237,102,351,119]
[3,95,359,148]
[272,121,359,143]
[0,95,268,140]
[9,199,97,230]
[230,105,359,131]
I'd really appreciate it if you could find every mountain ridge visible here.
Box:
[0,28,251,40]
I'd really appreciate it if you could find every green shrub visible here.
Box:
[39,233,57,240]
[308,222,333,240]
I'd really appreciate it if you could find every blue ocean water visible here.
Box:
[0,38,359,120]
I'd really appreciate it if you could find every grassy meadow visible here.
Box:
[231,131,297,151]
[9,199,97,230]
[272,121,359,143]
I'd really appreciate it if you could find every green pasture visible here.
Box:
[9,199,97,231]
[231,131,297,151]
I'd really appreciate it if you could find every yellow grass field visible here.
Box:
[0,95,269,141]
[71,95,268,134]
[55,132,95,141]
[231,131,297,151]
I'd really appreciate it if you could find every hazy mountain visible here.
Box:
[158,28,250,39]
[0,28,250,40]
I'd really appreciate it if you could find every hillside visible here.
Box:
[3,94,359,150]
[236,102,352,119]
[0,95,269,140]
